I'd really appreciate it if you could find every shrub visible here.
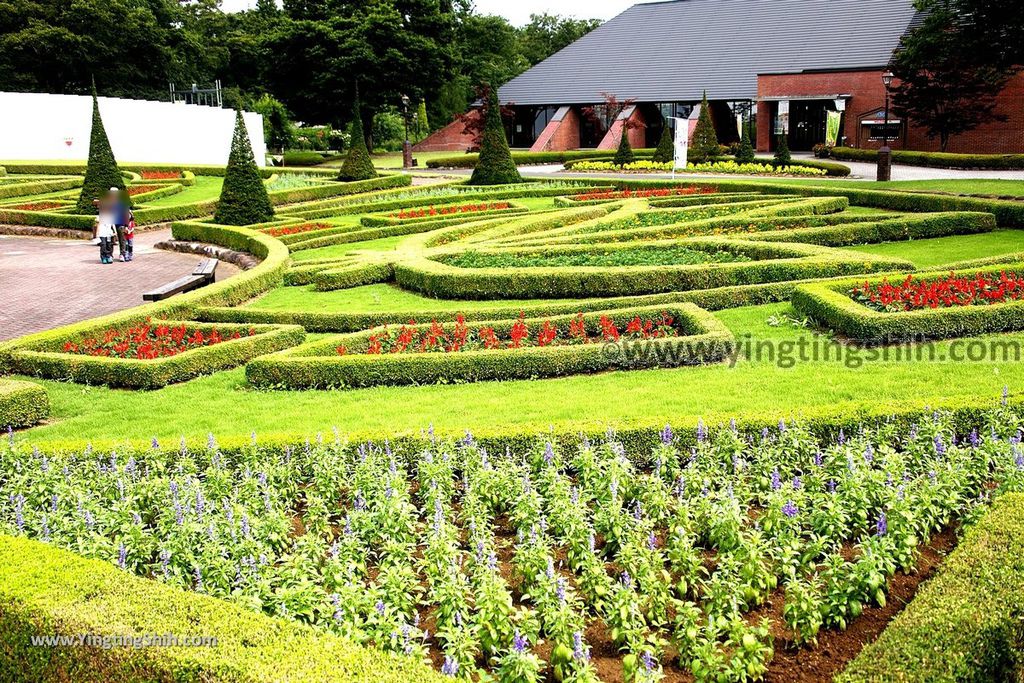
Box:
[246,304,734,389]
[830,147,1024,169]
[735,124,755,164]
[773,133,792,166]
[214,110,275,226]
[836,493,1024,683]
[613,125,635,166]
[76,90,124,214]
[469,88,522,185]
[426,149,656,169]
[282,151,325,167]
[7,321,304,389]
[0,380,48,429]
[690,91,720,163]
[0,535,447,683]
[652,122,674,163]
[337,93,378,182]
[791,263,1024,343]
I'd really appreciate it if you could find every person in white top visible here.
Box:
[96,198,117,264]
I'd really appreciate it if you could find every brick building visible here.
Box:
[418,0,1024,155]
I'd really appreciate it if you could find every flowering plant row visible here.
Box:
[851,272,1024,312]
[336,312,679,355]
[572,187,715,202]
[264,222,332,237]
[8,201,67,211]
[139,170,183,180]
[2,404,1022,682]
[126,184,163,197]
[389,202,513,220]
[61,322,256,360]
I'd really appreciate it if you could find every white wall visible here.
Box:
[0,92,266,167]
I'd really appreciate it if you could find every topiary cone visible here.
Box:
[469,88,521,186]
[613,123,635,166]
[338,90,377,182]
[652,121,674,163]
[76,87,124,214]
[214,109,275,226]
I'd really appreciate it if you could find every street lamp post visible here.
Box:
[401,94,413,169]
[877,71,894,182]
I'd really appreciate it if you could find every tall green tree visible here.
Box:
[214,110,274,226]
[518,13,601,66]
[613,125,635,166]
[652,122,674,163]
[338,91,378,181]
[891,0,1022,151]
[689,92,719,163]
[76,89,124,214]
[469,87,520,185]
[735,122,755,163]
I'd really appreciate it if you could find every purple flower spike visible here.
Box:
[441,656,459,676]
[770,469,781,491]
[117,543,127,569]
[876,512,888,537]
[573,631,590,662]
[660,424,674,445]
[696,419,707,442]
[641,651,657,671]
[151,437,159,449]
[513,631,529,653]
[1003,385,1010,406]
[781,500,798,518]
[544,441,555,464]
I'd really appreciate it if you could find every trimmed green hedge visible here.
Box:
[394,240,913,299]
[0,208,95,231]
[746,211,996,247]
[0,162,337,179]
[282,150,325,166]
[831,146,1024,169]
[0,380,48,429]
[791,263,1024,342]
[0,176,82,200]
[560,155,852,177]
[426,149,658,169]
[359,203,528,227]
[836,493,1024,683]
[7,322,304,389]
[312,262,394,291]
[0,534,447,683]
[245,303,734,389]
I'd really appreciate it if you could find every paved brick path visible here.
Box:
[0,228,239,341]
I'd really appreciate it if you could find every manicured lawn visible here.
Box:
[288,235,404,261]
[19,301,1023,445]
[842,230,1024,268]
[141,175,223,207]
[361,151,460,169]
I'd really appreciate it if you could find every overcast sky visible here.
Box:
[219,0,646,25]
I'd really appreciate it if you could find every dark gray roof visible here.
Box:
[499,0,919,106]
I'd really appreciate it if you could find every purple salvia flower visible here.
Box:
[792,476,802,490]
[620,571,633,589]
[696,419,707,442]
[761,427,770,441]
[838,428,845,445]
[876,512,888,537]
[151,437,159,450]
[546,557,555,580]
[441,656,459,676]
[375,600,386,615]
[556,577,567,603]
[778,419,786,434]
[513,631,529,653]
[544,441,555,464]
[969,429,980,448]
[117,543,127,569]
[1003,385,1010,406]
[827,479,837,493]
[934,434,946,456]
[641,650,657,671]
[814,450,823,467]
[660,424,674,445]
[864,444,873,464]
[14,494,25,532]
[41,514,50,541]
[207,433,216,450]
[730,418,738,434]
[781,500,798,518]
[84,509,95,530]
[770,469,781,491]
[648,530,658,550]
[160,549,171,575]
[573,631,590,661]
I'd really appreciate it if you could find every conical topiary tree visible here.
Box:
[689,91,720,164]
[338,91,377,182]
[469,87,521,185]
[414,100,430,140]
[774,132,792,166]
[76,87,124,214]
[652,121,674,163]
[735,121,755,163]
[214,109,274,225]
[613,124,635,166]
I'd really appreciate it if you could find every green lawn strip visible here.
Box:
[18,302,1024,444]
[141,176,223,207]
[439,244,751,268]
[841,230,1024,269]
[288,236,406,261]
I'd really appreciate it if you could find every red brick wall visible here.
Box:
[531,107,581,152]
[413,110,480,152]
[597,107,647,151]
[757,70,1024,154]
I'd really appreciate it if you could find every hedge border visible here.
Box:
[426,149,658,169]
[830,146,1024,170]
[7,321,305,389]
[245,303,734,389]
[0,534,446,683]
[0,379,49,429]
[791,262,1024,342]
[836,493,1024,683]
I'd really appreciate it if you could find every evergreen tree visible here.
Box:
[689,91,720,163]
[469,87,521,185]
[735,122,755,163]
[773,132,792,166]
[414,100,430,140]
[338,90,377,181]
[652,121,674,163]
[214,109,274,225]
[613,124,635,166]
[76,88,124,214]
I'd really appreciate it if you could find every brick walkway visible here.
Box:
[0,228,239,341]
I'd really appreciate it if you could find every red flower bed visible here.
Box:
[126,184,163,197]
[389,202,513,220]
[61,321,256,360]
[139,170,182,180]
[571,186,716,202]
[851,272,1024,312]
[336,312,678,356]
[8,201,65,211]
[264,222,332,237]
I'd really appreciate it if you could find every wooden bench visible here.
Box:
[142,259,218,301]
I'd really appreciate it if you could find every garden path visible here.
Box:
[0,228,239,341]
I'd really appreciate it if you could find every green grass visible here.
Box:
[288,236,406,261]
[18,301,1024,444]
[368,152,462,169]
[141,176,223,207]
[441,245,751,268]
[244,283,583,313]
[842,230,1024,268]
